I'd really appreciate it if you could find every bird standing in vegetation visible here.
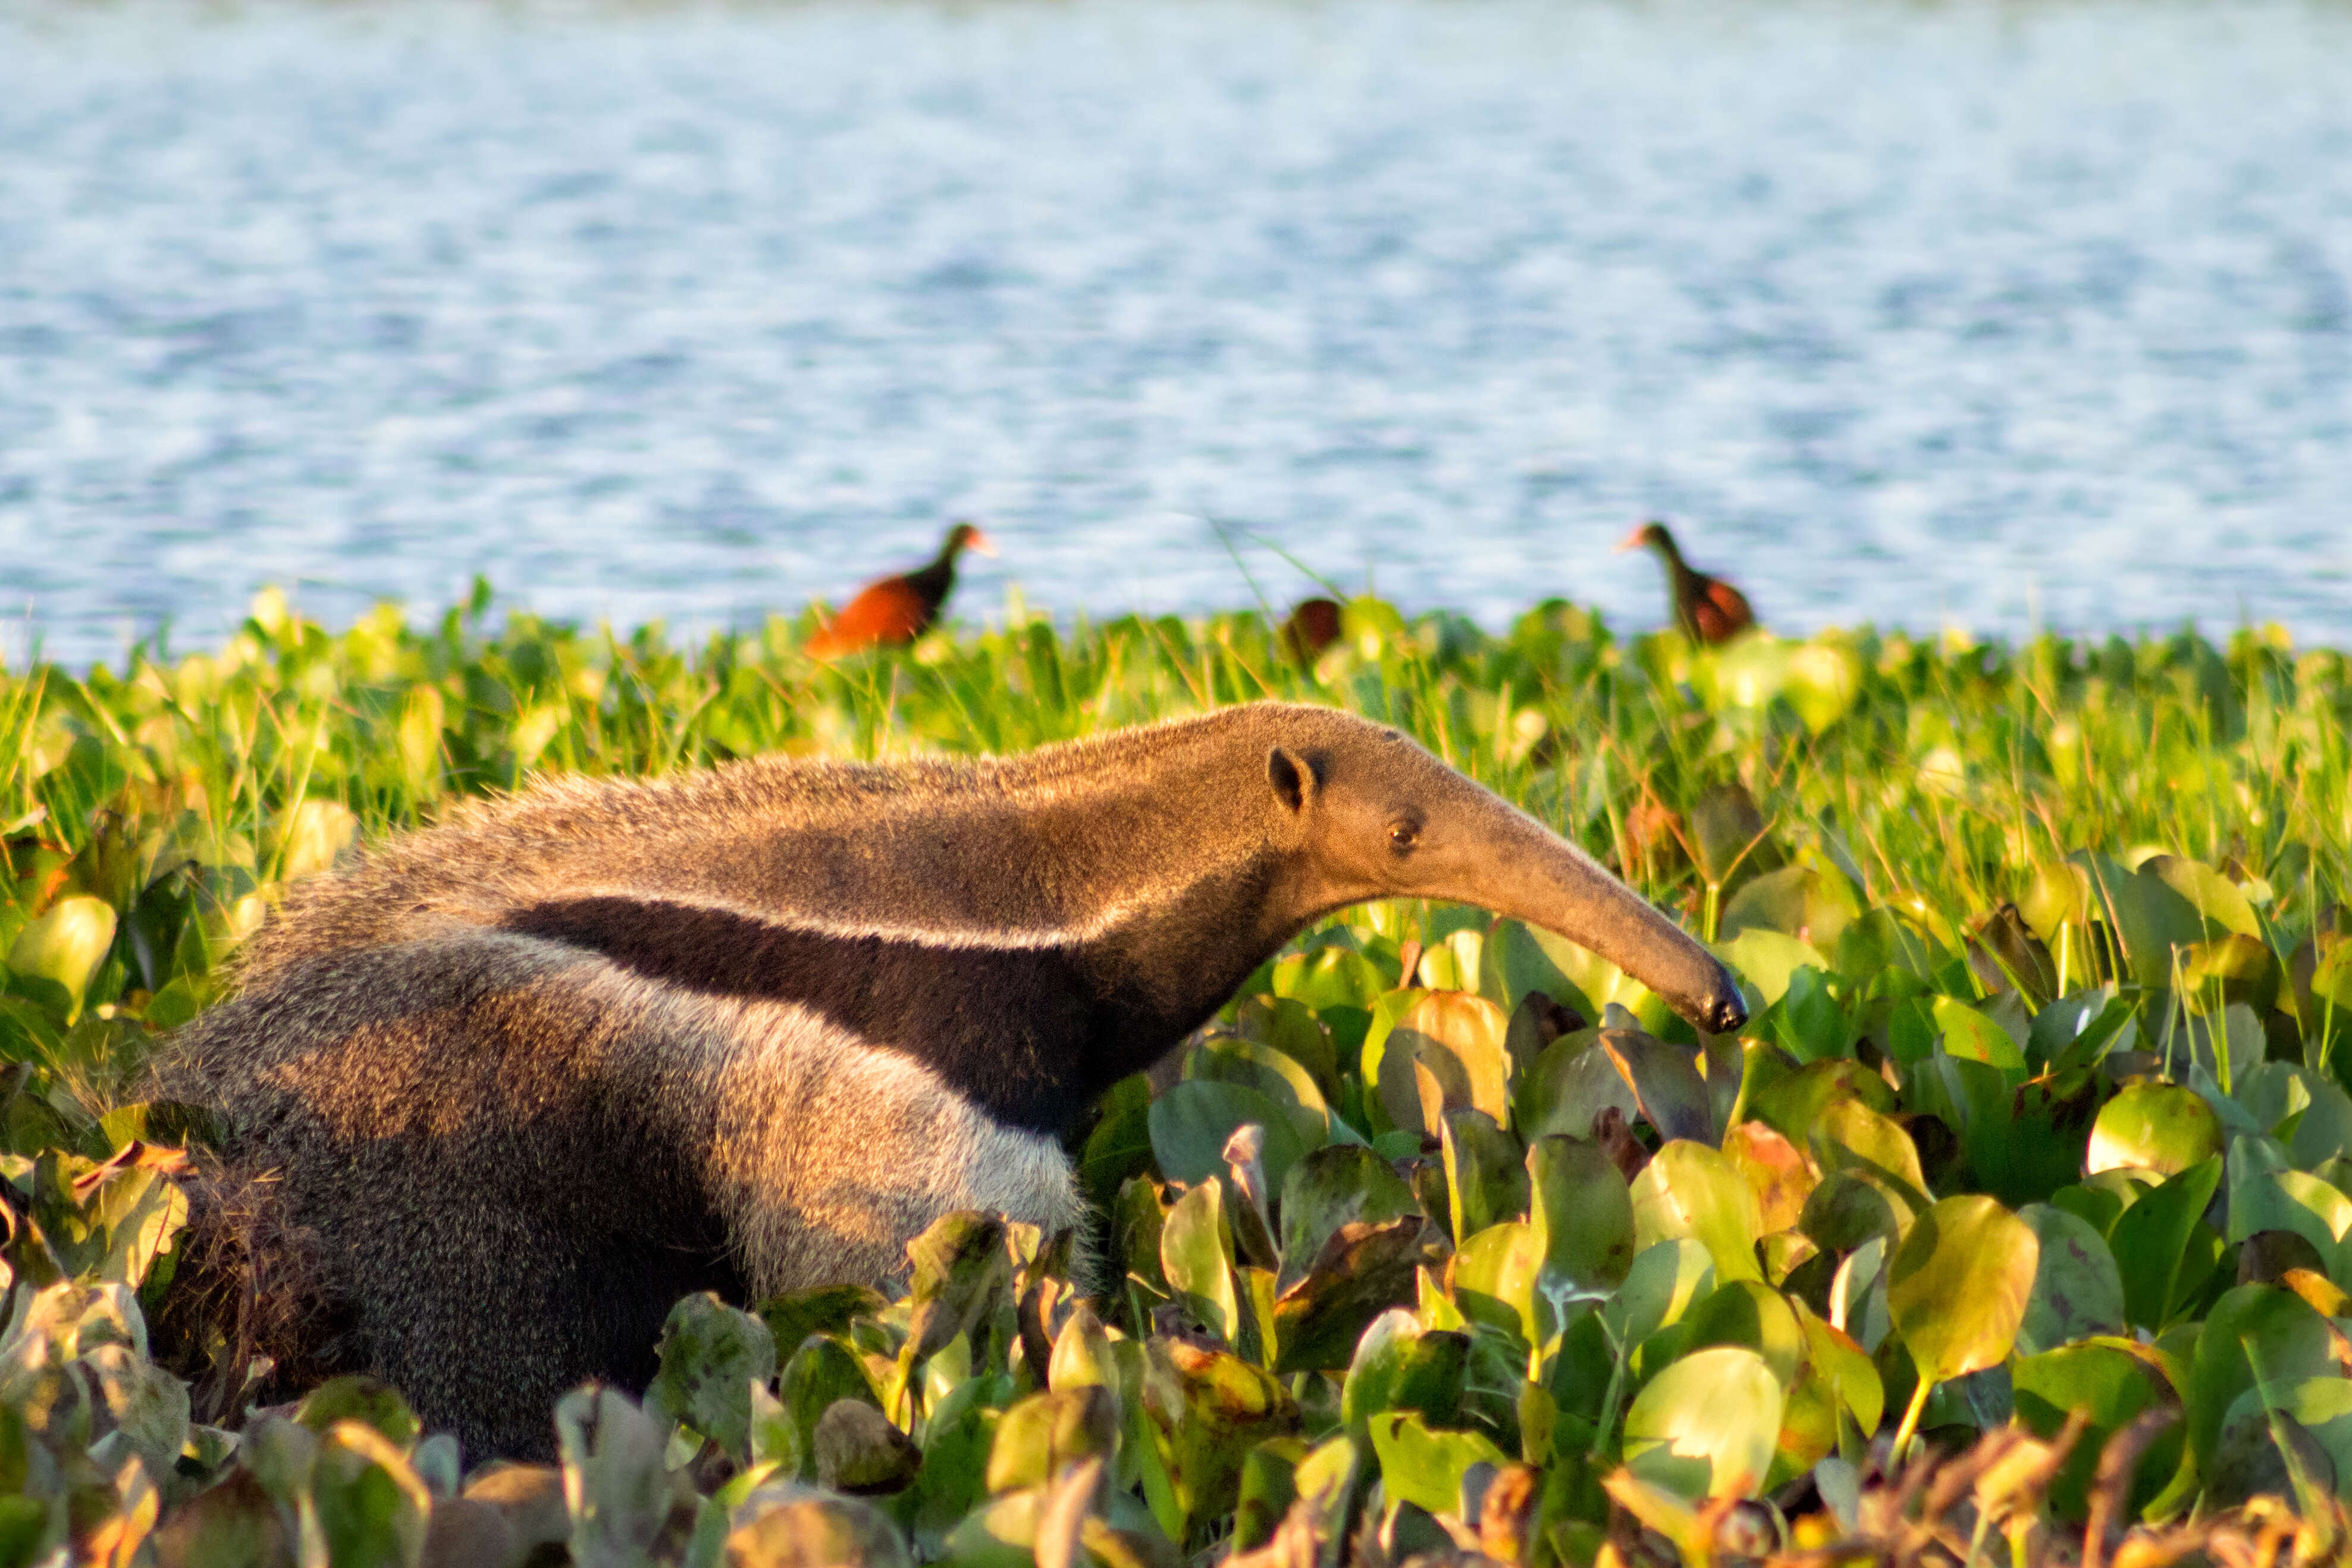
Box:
[805,521,995,659]
[1617,520,1756,644]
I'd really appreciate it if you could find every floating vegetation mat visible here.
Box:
[5,585,2352,1566]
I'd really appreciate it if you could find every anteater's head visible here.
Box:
[1258,708,1747,1036]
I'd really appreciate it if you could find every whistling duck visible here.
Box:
[805,522,995,659]
[1617,521,1756,645]
[1281,597,1344,665]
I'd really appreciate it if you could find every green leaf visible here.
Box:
[310,1422,431,1568]
[2110,1156,2224,1331]
[1450,1220,1543,1349]
[1599,1029,1715,1143]
[1886,1195,2039,1384]
[984,1387,1118,1494]
[1933,997,2025,1074]
[2226,1169,2352,1284]
[1188,1034,1331,1152]
[2012,1204,2126,1356]
[1481,918,1594,1018]
[1161,1179,1241,1346]
[1270,1216,1429,1374]
[1514,1030,1635,1144]
[1679,1280,1804,1388]
[776,1337,883,1482]
[1340,1310,1468,1432]
[1140,1338,1300,1548]
[2218,1378,2352,1507]
[1713,930,1827,1008]
[2141,855,2262,940]
[1630,1141,1762,1284]
[1276,1144,1419,1293]
[1235,992,1344,1087]
[1603,1240,1718,1353]
[1078,1074,1158,1215]
[293,1376,419,1449]
[555,1386,672,1566]
[1233,1437,1307,1551]
[1273,947,1390,1013]
[757,1284,887,1367]
[1440,1109,1528,1243]
[1622,1346,1786,1501]
[2088,1083,2223,1177]
[1150,1081,1307,1190]
[1747,1059,1896,1147]
[647,1293,778,1464]
[1366,1410,1510,1514]
[2012,1338,2184,1519]
[1526,1135,1636,1306]
[2187,1284,2337,1484]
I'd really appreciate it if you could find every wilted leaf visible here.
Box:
[647,1292,776,1464]
[902,1211,1012,1373]
[1141,1338,1299,1546]
[1722,1122,1815,1235]
[1276,1144,1418,1293]
[1271,1219,1429,1375]
[730,1487,913,1568]
[816,1399,921,1495]
[983,1387,1117,1494]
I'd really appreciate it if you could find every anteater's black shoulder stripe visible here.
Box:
[501,896,1122,1135]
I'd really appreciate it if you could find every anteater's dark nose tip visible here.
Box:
[1711,995,1749,1034]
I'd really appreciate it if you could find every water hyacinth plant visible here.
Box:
[4,582,2352,1564]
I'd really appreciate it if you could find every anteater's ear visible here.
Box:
[1267,747,1319,814]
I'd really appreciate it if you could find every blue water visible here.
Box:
[4,0,2350,667]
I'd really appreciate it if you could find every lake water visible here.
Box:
[4,0,2351,669]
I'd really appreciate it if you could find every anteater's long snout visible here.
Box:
[1457,802,1749,1036]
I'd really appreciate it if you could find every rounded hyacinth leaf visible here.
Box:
[1630,1141,1763,1284]
[1885,1196,2039,1385]
[7,894,117,1013]
[2087,1083,2222,1177]
[1150,1080,1306,1190]
[1622,1346,1785,1501]
[2012,1205,2125,1357]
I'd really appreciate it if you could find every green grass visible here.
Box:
[4,582,2352,1566]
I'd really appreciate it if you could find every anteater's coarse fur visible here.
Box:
[159,702,1745,1460]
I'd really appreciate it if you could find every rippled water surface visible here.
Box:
[4,0,2351,666]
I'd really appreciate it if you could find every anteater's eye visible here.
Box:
[1387,821,1419,855]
